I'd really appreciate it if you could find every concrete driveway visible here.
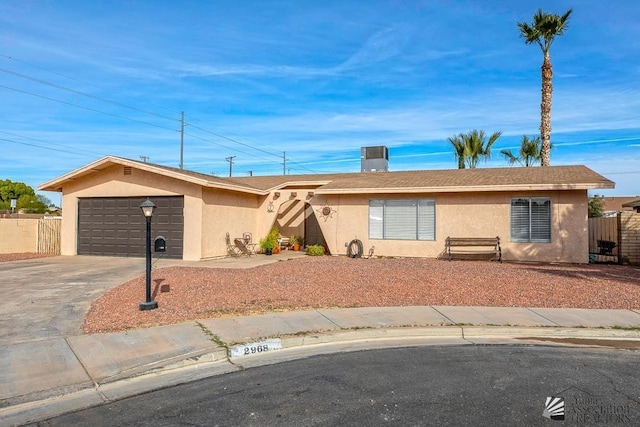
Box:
[0,256,150,344]
[0,252,305,345]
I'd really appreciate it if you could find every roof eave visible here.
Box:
[264,180,332,192]
[38,156,266,195]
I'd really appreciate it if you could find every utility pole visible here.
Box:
[179,111,185,169]
[283,151,286,175]
[140,155,149,162]
[225,156,236,177]
[247,171,253,176]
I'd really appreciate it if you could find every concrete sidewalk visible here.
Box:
[2,305,640,426]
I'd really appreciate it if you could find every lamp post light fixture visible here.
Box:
[139,198,158,311]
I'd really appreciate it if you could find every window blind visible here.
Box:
[369,199,435,240]
[510,197,551,243]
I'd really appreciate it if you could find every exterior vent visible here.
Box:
[361,146,389,172]
[124,166,132,176]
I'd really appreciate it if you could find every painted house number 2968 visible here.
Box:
[230,338,282,358]
[244,344,270,355]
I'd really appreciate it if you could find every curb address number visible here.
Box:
[230,338,282,358]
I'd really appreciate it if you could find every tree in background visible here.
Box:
[501,135,542,167]
[518,8,572,167]
[448,130,502,169]
[0,179,52,213]
[588,194,605,218]
[447,134,467,169]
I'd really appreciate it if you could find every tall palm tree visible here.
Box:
[518,8,572,167]
[501,135,542,167]
[448,130,502,169]
[447,133,467,169]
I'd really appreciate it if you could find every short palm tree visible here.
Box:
[447,133,467,169]
[501,135,542,167]
[448,130,502,169]
[518,8,572,167]
[463,129,502,168]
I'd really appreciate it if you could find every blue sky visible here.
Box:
[2,0,639,203]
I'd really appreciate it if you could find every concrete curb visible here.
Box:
[3,324,640,426]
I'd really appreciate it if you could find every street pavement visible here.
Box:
[1,254,640,426]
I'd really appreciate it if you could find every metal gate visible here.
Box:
[588,214,619,262]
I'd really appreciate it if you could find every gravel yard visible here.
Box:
[84,256,640,333]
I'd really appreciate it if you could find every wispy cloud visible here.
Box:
[1,0,638,195]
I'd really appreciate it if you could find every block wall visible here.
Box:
[620,212,640,265]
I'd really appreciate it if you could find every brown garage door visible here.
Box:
[78,196,184,259]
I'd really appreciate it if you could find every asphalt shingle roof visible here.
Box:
[39,156,614,194]
[230,165,614,193]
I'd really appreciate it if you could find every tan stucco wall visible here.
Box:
[0,219,38,253]
[202,188,260,258]
[314,190,589,263]
[53,164,590,263]
[59,164,204,261]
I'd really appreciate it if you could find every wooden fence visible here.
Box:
[37,217,62,254]
[0,217,61,255]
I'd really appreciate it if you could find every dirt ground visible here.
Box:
[0,253,55,262]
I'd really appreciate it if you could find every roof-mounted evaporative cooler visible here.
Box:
[360,146,389,172]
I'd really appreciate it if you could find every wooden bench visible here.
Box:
[446,237,501,262]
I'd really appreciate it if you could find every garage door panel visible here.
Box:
[103,214,117,225]
[78,196,184,259]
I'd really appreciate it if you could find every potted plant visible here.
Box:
[290,235,300,251]
[269,226,281,254]
[261,226,280,255]
[259,234,277,255]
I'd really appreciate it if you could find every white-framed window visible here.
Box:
[510,197,551,243]
[369,199,435,240]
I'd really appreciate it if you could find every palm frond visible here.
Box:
[501,149,521,166]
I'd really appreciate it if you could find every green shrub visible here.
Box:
[306,244,325,256]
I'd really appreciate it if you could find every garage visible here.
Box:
[78,196,184,259]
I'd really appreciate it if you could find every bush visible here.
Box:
[306,244,325,256]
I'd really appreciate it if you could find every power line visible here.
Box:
[186,122,282,160]
[0,67,178,122]
[0,53,181,120]
[0,73,295,171]
[183,131,271,161]
[0,137,95,157]
[0,84,178,132]
[0,130,102,157]
[0,54,320,174]
[185,120,319,174]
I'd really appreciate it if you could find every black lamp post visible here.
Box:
[139,198,158,311]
